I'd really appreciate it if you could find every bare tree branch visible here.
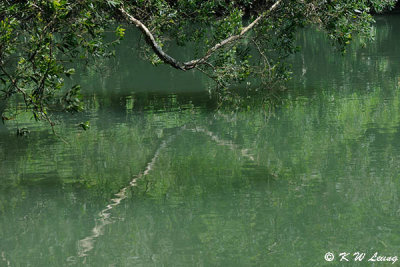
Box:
[118,0,282,71]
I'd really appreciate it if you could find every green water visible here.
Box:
[1,15,400,266]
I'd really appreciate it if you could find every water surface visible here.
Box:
[1,15,400,266]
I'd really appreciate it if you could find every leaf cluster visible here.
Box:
[0,0,397,124]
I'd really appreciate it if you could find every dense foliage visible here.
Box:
[0,0,397,124]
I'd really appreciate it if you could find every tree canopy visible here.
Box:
[0,0,397,125]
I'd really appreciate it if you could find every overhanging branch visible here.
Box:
[119,0,282,71]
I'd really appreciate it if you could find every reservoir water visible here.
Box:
[1,15,400,266]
